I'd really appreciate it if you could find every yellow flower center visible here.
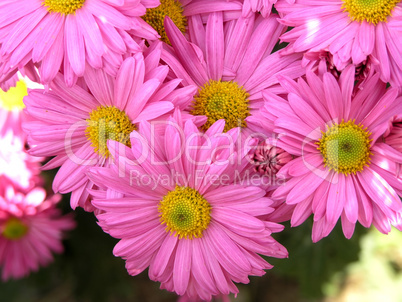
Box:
[159,186,211,239]
[317,120,372,175]
[42,0,85,15]
[85,106,136,158]
[2,217,28,240]
[0,80,27,111]
[341,0,400,24]
[142,0,187,45]
[191,80,250,132]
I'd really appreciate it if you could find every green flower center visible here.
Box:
[0,80,27,111]
[159,186,211,239]
[191,80,250,132]
[317,120,372,175]
[2,218,28,240]
[85,106,136,158]
[43,0,85,15]
[341,0,400,24]
[142,0,187,45]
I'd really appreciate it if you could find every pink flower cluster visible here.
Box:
[1,0,402,300]
[0,77,75,281]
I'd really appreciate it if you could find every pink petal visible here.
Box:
[205,12,224,81]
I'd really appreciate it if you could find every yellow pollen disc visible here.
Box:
[317,120,372,175]
[341,0,400,24]
[191,80,250,132]
[85,106,136,158]
[43,0,85,15]
[2,217,28,240]
[0,80,27,111]
[159,186,211,239]
[142,0,187,45]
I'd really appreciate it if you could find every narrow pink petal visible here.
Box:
[126,79,160,120]
[338,64,354,120]
[187,15,206,54]
[362,88,401,130]
[50,73,98,110]
[290,195,313,227]
[199,235,231,295]
[236,15,284,86]
[52,143,97,193]
[372,204,392,234]
[160,47,197,87]
[383,23,402,71]
[149,235,178,279]
[358,168,402,213]
[206,12,224,81]
[344,177,358,223]
[286,169,328,205]
[328,22,359,54]
[86,0,131,30]
[0,1,42,29]
[84,66,114,106]
[351,33,366,64]
[293,14,348,52]
[204,185,265,204]
[164,17,208,86]
[76,6,104,56]
[0,7,47,56]
[191,239,218,294]
[32,13,64,62]
[358,21,375,55]
[95,17,126,54]
[341,212,356,239]
[212,208,265,235]
[323,72,343,119]
[224,16,255,72]
[354,178,373,227]
[65,15,85,77]
[375,23,390,81]
[288,92,325,129]
[184,0,242,15]
[205,223,251,283]
[173,239,192,295]
[325,174,346,225]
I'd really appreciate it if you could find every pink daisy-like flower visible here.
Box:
[24,46,193,211]
[261,67,402,242]
[276,0,402,88]
[87,116,287,300]
[0,0,159,87]
[161,12,304,135]
[0,186,75,281]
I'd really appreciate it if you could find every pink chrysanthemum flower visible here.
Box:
[24,47,196,211]
[0,186,75,281]
[87,116,287,300]
[261,67,402,242]
[277,0,402,88]
[0,0,159,87]
[161,12,304,134]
